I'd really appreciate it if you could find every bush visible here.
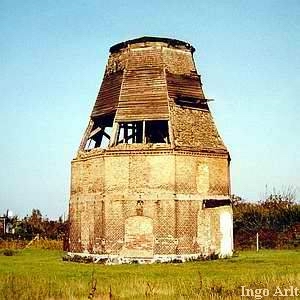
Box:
[2,249,17,256]
[233,194,300,250]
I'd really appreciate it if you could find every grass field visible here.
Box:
[0,249,299,299]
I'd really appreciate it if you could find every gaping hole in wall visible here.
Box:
[85,114,114,150]
[116,120,170,145]
[175,97,209,110]
[145,121,169,143]
[202,199,231,209]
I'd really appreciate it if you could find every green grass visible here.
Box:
[0,249,299,299]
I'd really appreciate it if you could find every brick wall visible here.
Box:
[170,103,227,151]
[69,151,231,256]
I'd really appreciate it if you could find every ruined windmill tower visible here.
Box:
[69,37,233,259]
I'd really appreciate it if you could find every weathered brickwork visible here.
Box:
[170,103,227,151]
[162,47,196,75]
[105,48,128,75]
[69,37,233,258]
[69,151,231,256]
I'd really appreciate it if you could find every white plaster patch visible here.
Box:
[220,211,233,257]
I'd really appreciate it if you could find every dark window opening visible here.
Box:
[117,121,143,144]
[175,96,209,110]
[203,199,231,209]
[84,114,114,150]
[116,120,170,145]
[145,121,169,143]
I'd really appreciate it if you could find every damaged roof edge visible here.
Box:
[110,36,195,53]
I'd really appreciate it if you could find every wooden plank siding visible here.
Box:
[91,45,205,121]
[166,72,204,100]
[91,71,123,118]
[115,48,169,121]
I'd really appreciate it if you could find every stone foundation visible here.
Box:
[64,251,222,265]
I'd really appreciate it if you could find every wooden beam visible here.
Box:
[124,123,128,143]
[133,123,136,143]
[109,122,119,147]
[102,131,110,139]
[89,126,103,139]
[168,120,174,147]
[95,131,103,148]
[79,119,94,151]
[142,120,146,144]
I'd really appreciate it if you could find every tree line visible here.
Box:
[232,188,300,249]
[1,187,299,250]
[0,209,67,241]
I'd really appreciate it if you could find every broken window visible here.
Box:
[84,114,114,150]
[82,117,170,149]
[116,120,170,145]
[145,121,169,143]
[117,121,143,144]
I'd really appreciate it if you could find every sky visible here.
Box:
[1,0,299,219]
